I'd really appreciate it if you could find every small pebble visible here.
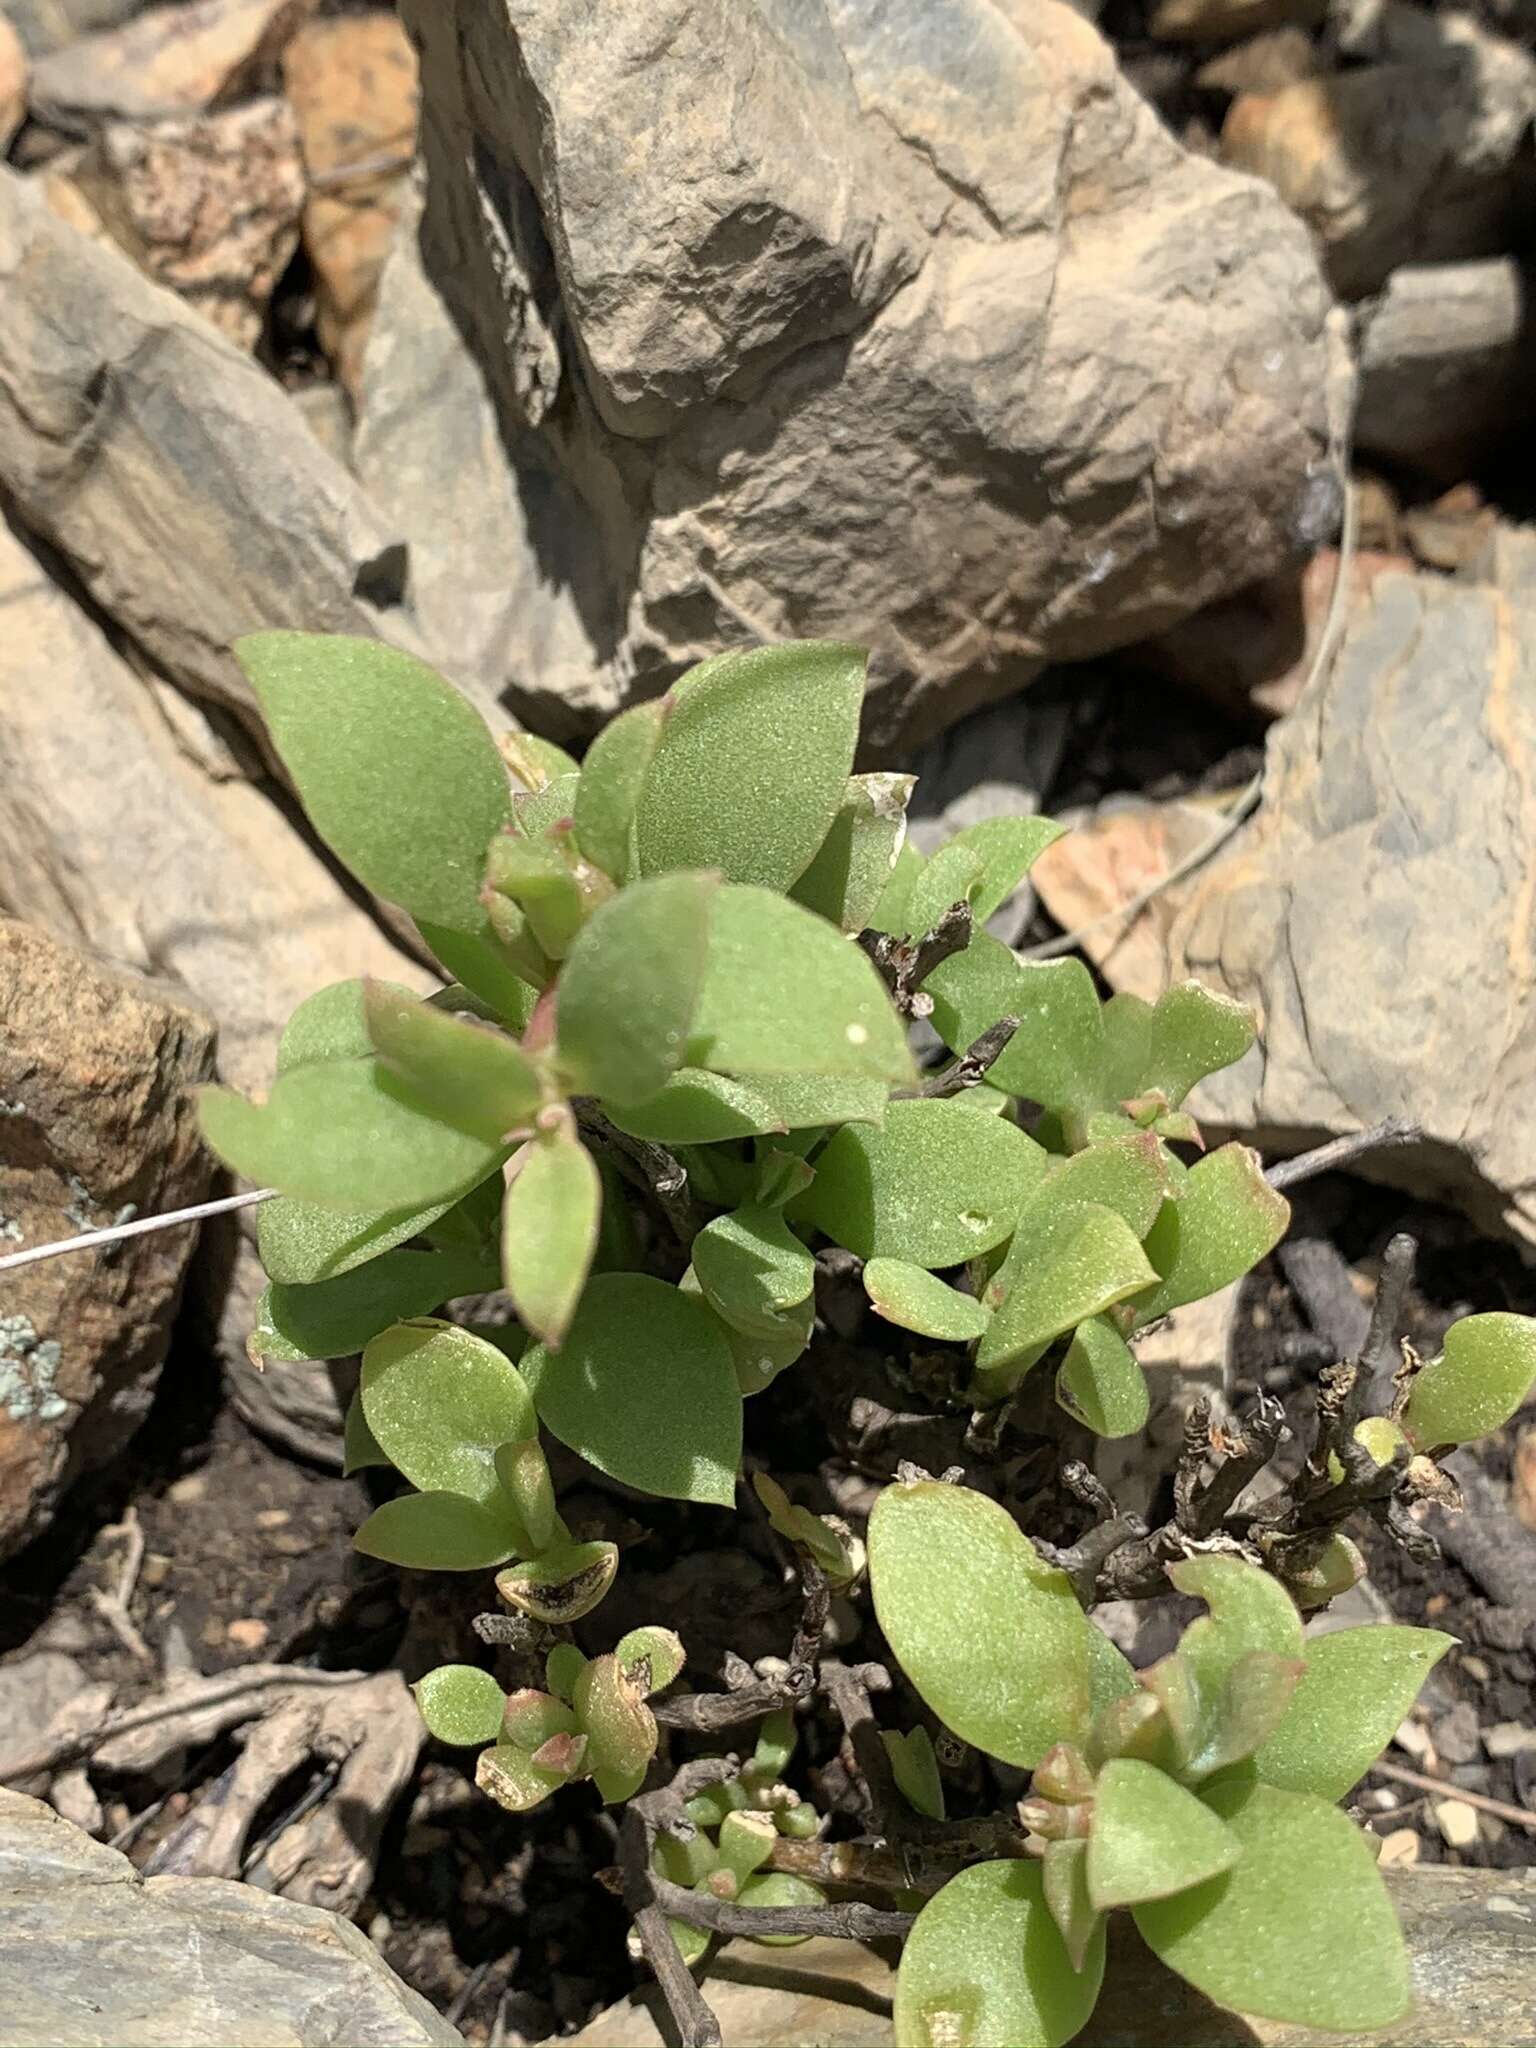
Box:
[1485,1723,1536,1759]
[226,1617,270,1652]
[167,1474,207,1504]
[1360,1787,1399,1812]
[141,1553,172,1588]
[1433,1702,1483,1766]
[1377,1828,1420,1869]
[1433,1798,1480,1850]
[254,1509,291,1529]
[1394,1717,1434,1761]
[1459,1653,1492,1685]
[1425,1593,1450,1619]
[201,1618,226,1647]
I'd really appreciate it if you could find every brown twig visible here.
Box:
[912,1017,1020,1099]
[621,1763,737,2048]
[87,1506,152,1664]
[653,1559,829,1733]
[860,901,973,1018]
[575,1105,701,1248]
[1370,1758,1536,1834]
[653,1877,915,1942]
[1265,1118,1419,1193]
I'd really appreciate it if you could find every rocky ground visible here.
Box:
[2,1,1535,2042]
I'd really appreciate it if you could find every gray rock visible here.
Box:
[572,1871,1536,2047]
[0,1788,460,2045]
[4,0,156,59]
[0,166,443,750]
[0,509,425,1460]
[1355,258,1536,483]
[0,918,215,1559]
[1170,551,1536,1251]
[394,0,1331,745]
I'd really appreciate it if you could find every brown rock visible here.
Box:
[1150,0,1324,42]
[28,0,315,125]
[1195,26,1319,96]
[4,3,156,59]
[1030,799,1222,1001]
[78,96,304,349]
[1402,483,1497,574]
[1512,1425,1536,1535]
[0,919,216,1559]
[282,11,418,400]
[1,8,27,149]
[1222,25,1536,298]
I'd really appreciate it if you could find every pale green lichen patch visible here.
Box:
[0,1314,67,1422]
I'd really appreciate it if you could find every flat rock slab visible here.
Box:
[1170,551,1536,1251]
[572,1871,1535,2047]
[0,1790,460,2046]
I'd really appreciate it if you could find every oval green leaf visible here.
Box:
[927,936,1106,1117]
[257,1189,468,1286]
[1135,1144,1290,1324]
[501,1128,602,1348]
[895,1860,1105,2048]
[519,1273,742,1506]
[864,1260,991,1343]
[1403,1311,1536,1449]
[634,642,865,890]
[413,1664,507,1746]
[790,773,914,933]
[573,699,666,882]
[687,886,913,1085]
[1255,1624,1454,1801]
[360,1319,537,1507]
[1134,1780,1410,2033]
[1057,1316,1149,1439]
[252,1247,494,1364]
[693,1205,815,1337]
[800,1097,1049,1267]
[1086,1758,1240,1910]
[869,1481,1092,1768]
[364,982,542,1141]
[557,871,717,1105]
[235,632,511,936]
[353,1490,522,1571]
[973,1206,1158,1398]
[1143,982,1256,1110]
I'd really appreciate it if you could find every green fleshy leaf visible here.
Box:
[1034,1131,1175,1242]
[693,1204,815,1338]
[791,773,915,933]
[510,772,581,840]
[574,1653,657,1784]
[750,1075,890,1129]
[927,936,1105,1116]
[573,699,667,882]
[420,925,544,1023]
[883,1727,946,1820]
[276,977,399,1071]
[1099,992,1154,1105]
[1057,1316,1149,1438]
[1255,1625,1454,1801]
[546,1644,586,1703]
[864,1260,991,1343]
[1135,1780,1410,2033]
[799,1097,1049,1267]
[716,1810,779,1887]
[1087,1627,1139,1716]
[484,832,589,961]
[360,1319,536,1508]
[501,1127,601,1348]
[558,872,717,1105]
[200,1060,506,1213]
[654,1826,718,1889]
[257,1192,464,1285]
[236,632,511,936]
[1403,1311,1536,1449]
[1135,1144,1290,1323]
[735,1872,828,1946]
[1087,1758,1240,1910]
[501,1688,579,1750]
[1191,1651,1306,1779]
[604,1068,787,1144]
[973,1206,1158,1399]
[869,1481,1092,1769]
[950,816,1066,923]
[251,1247,493,1364]
[476,1742,564,1813]
[1142,982,1256,1110]
[1041,1839,1100,1975]
[868,839,925,936]
[342,1392,390,1474]
[1170,1556,1304,1702]
[634,643,865,890]
[496,1542,619,1624]
[493,1439,557,1554]
[505,733,580,788]
[363,982,542,1142]
[687,886,913,1085]
[753,1147,817,1211]
[895,1860,1105,2048]
[902,841,986,942]
[519,1273,741,1506]
[413,1665,507,1747]
[710,1288,814,1397]
[615,1627,687,1697]
[354,1490,521,1570]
